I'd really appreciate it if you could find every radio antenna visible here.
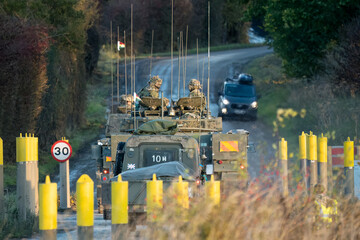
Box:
[207,1,210,118]
[110,20,113,113]
[150,29,154,79]
[171,0,174,101]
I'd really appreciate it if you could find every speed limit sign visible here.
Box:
[51,140,72,163]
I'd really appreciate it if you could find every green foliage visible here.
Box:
[259,0,360,77]
[0,193,38,239]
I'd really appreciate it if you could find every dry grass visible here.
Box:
[122,178,360,240]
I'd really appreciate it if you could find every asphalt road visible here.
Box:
[145,46,276,179]
[48,46,277,239]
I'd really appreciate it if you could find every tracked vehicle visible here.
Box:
[91,96,249,219]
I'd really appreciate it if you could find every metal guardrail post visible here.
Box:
[279,138,288,197]
[111,175,128,240]
[147,174,163,222]
[318,134,328,192]
[16,133,39,220]
[77,174,94,240]
[344,137,354,197]
[39,176,57,240]
[205,175,220,205]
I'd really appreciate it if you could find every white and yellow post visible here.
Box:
[307,132,317,193]
[318,134,328,192]
[279,138,288,197]
[344,137,354,197]
[299,132,308,191]
[16,133,39,220]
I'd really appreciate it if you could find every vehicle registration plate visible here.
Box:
[234,109,245,114]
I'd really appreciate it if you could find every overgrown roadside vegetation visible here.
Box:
[243,53,360,187]
[1,50,109,240]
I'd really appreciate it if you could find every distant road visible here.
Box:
[147,46,276,179]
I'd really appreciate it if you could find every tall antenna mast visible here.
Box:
[124,30,127,96]
[182,32,185,97]
[150,29,154,79]
[207,1,210,117]
[131,4,133,95]
[171,0,174,101]
[197,38,199,81]
[117,26,120,104]
[124,30,127,113]
[110,21,113,113]
[178,34,181,100]
[184,25,188,96]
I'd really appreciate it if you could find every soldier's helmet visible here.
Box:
[149,75,162,84]
[188,79,201,91]
[120,94,133,103]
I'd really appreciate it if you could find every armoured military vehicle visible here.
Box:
[91,96,249,219]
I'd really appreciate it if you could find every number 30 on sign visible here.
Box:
[51,140,72,163]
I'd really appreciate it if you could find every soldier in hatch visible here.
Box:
[138,75,169,106]
[117,94,133,113]
[188,79,206,110]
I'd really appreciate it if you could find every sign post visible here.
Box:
[51,138,72,210]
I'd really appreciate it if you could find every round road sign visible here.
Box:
[51,140,72,163]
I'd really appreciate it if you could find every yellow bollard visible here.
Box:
[344,137,354,197]
[175,176,189,209]
[77,174,94,240]
[147,174,163,222]
[16,133,39,220]
[39,176,57,240]
[307,132,317,192]
[205,175,220,205]
[111,175,128,239]
[299,131,307,159]
[307,131,317,161]
[279,138,288,197]
[299,132,308,191]
[318,134,328,192]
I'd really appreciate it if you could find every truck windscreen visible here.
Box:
[144,148,178,167]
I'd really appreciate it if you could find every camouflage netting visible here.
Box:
[134,120,178,135]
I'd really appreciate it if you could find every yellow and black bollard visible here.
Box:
[16,133,39,220]
[307,132,317,193]
[77,174,94,240]
[205,175,220,205]
[279,138,288,197]
[39,176,57,240]
[318,134,328,192]
[344,137,354,197]
[0,137,3,216]
[299,132,308,191]
[146,174,163,222]
[111,175,128,240]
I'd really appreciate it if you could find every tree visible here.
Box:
[261,0,359,78]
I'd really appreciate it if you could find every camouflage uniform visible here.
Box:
[188,79,206,110]
[118,94,133,113]
[138,75,169,106]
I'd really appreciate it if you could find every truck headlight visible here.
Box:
[251,101,258,108]
[222,98,230,105]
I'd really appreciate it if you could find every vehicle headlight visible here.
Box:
[222,98,230,105]
[251,101,258,108]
